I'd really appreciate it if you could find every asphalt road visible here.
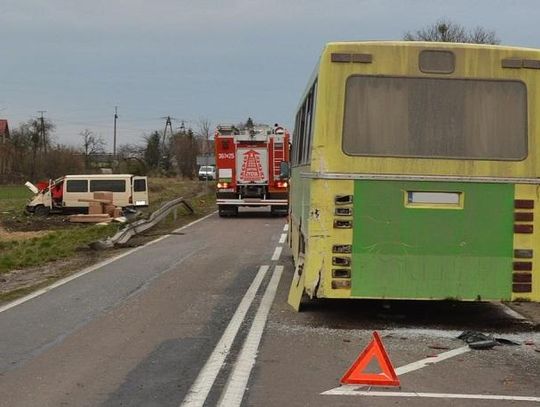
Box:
[0,209,538,407]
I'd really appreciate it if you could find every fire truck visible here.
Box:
[214,123,290,217]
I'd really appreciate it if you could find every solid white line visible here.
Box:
[278,233,287,244]
[218,265,284,407]
[283,223,289,231]
[271,247,282,261]
[0,211,217,314]
[321,390,540,402]
[394,345,470,375]
[181,265,270,407]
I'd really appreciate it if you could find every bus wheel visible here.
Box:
[34,205,50,217]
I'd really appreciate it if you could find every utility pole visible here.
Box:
[37,110,47,153]
[159,115,174,170]
[113,106,118,159]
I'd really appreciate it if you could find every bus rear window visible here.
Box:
[342,76,527,160]
[90,179,126,193]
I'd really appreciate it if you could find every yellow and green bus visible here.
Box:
[288,41,540,310]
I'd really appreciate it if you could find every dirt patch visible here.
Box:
[0,226,49,241]
[2,214,69,232]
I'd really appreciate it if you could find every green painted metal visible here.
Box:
[352,181,514,300]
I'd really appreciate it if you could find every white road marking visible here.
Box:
[283,223,289,231]
[278,233,287,244]
[271,247,282,261]
[218,265,284,407]
[181,265,270,407]
[322,390,540,402]
[394,345,470,375]
[0,211,217,314]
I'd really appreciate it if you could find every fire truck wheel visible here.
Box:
[218,206,238,217]
[34,205,50,217]
[271,205,288,217]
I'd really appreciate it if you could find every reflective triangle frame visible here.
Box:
[340,331,400,387]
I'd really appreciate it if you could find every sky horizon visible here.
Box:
[2,0,539,150]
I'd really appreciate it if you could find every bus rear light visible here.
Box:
[515,212,534,222]
[332,269,351,278]
[332,244,352,254]
[217,182,230,189]
[276,181,288,188]
[514,249,533,259]
[334,219,353,229]
[515,199,534,209]
[514,224,533,234]
[332,280,351,289]
[335,208,352,216]
[332,256,351,267]
[513,262,532,271]
[335,195,353,205]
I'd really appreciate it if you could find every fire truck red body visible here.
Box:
[214,124,290,216]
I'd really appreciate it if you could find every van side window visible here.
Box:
[90,180,126,192]
[66,180,88,192]
[133,179,146,192]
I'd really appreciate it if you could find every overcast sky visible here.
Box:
[1,0,539,149]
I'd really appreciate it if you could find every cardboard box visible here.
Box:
[88,202,103,215]
[104,204,116,217]
[93,191,113,203]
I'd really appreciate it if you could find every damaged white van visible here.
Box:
[25,174,149,216]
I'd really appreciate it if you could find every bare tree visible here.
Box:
[80,129,106,170]
[404,18,500,44]
[197,118,213,188]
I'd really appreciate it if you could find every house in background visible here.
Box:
[0,119,12,176]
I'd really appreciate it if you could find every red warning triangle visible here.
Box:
[340,331,400,387]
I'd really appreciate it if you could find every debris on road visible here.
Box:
[457,331,521,350]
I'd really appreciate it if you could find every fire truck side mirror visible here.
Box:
[279,161,290,179]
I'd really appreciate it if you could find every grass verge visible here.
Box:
[0,178,216,303]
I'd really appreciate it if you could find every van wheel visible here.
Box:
[34,205,50,217]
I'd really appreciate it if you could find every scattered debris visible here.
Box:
[458,331,520,350]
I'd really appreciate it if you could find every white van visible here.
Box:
[26,174,148,216]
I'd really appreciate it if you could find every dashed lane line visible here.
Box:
[278,233,287,244]
[0,211,217,314]
[218,265,284,407]
[271,247,282,261]
[283,224,289,232]
[181,265,270,407]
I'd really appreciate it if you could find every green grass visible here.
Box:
[0,224,119,273]
[0,185,34,200]
[0,178,216,275]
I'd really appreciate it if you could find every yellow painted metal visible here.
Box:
[312,41,540,180]
[513,184,540,301]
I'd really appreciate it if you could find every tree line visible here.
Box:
[2,117,213,183]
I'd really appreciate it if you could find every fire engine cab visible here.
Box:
[214,123,290,217]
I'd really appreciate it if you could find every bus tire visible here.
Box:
[34,205,50,217]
